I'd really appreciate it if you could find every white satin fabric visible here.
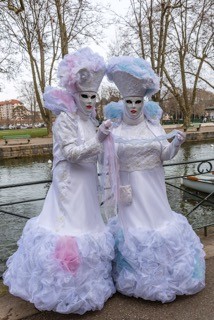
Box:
[4,111,115,314]
[110,119,205,302]
[38,112,105,235]
[114,120,179,228]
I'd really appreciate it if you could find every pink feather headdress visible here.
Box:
[43,47,106,115]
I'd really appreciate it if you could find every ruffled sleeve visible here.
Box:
[53,112,102,162]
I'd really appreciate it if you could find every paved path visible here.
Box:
[0,136,53,147]
[0,228,214,320]
[0,123,213,148]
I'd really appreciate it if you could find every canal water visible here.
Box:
[0,141,214,275]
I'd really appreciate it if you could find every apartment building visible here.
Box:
[0,99,33,125]
[0,99,22,120]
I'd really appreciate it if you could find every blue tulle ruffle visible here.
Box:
[104,100,124,124]
[143,101,163,125]
[109,213,205,303]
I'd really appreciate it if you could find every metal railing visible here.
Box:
[0,179,51,220]
[0,158,213,226]
[164,157,214,236]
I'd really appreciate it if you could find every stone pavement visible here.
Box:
[0,136,53,147]
[0,228,214,320]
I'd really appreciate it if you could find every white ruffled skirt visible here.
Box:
[110,212,205,303]
[3,217,115,314]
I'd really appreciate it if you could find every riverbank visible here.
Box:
[0,124,213,159]
[164,123,214,142]
[1,228,214,320]
[0,137,53,159]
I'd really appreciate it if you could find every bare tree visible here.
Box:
[101,84,122,103]
[17,80,39,126]
[12,103,28,126]
[164,0,214,128]
[0,0,60,134]
[53,0,106,57]
[96,84,122,121]
[0,0,106,134]
[108,0,183,102]
[0,38,20,81]
[0,0,25,14]
[108,0,213,128]
[0,2,22,88]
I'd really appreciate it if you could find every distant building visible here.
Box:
[0,99,31,123]
[0,99,21,120]
[205,107,214,120]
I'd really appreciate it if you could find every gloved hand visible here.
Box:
[173,131,186,147]
[97,119,112,142]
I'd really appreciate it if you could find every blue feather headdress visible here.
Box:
[104,100,124,122]
[143,101,163,124]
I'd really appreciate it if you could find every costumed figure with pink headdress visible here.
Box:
[106,56,205,303]
[3,48,115,314]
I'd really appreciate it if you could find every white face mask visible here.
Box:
[124,96,144,118]
[76,91,97,115]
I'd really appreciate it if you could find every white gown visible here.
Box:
[110,118,205,303]
[3,112,115,314]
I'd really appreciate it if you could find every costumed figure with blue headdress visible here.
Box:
[3,48,115,314]
[106,56,205,303]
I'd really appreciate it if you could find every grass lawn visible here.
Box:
[0,128,48,139]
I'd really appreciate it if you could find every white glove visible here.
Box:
[173,131,186,147]
[97,119,112,142]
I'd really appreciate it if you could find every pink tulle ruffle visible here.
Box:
[55,236,80,274]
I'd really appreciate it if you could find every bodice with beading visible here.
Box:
[113,120,166,172]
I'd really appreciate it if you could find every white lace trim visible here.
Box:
[114,120,163,171]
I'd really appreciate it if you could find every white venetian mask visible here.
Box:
[124,96,144,118]
[76,91,97,115]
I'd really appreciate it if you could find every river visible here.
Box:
[0,141,214,275]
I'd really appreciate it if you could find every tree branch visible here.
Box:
[185,71,214,89]
[7,0,25,14]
